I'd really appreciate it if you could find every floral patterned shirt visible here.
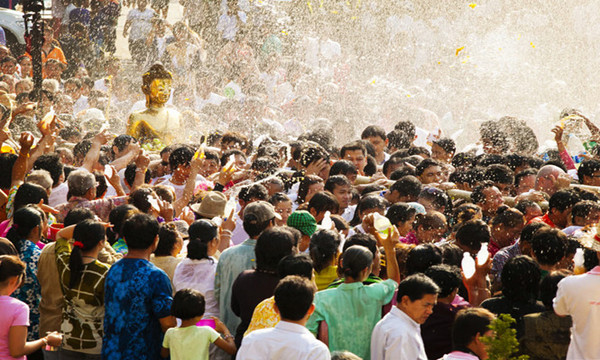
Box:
[11,239,42,341]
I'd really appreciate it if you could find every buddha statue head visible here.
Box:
[141,63,173,108]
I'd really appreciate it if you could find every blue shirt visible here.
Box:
[102,258,173,360]
[11,239,41,341]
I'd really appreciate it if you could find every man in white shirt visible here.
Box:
[371,273,440,360]
[554,236,600,360]
[440,308,495,360]
[238,276,330,360]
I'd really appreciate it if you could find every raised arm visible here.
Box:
[11,132,34,188]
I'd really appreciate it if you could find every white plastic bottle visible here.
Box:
[462,252,476,279]
[373,212,392,239]
[320,211,333,230]
[574,248,585,275]
[477,242,489,266]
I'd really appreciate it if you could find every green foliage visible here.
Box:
[480,314,529,360]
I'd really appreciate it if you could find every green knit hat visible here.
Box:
[286,210,317,236]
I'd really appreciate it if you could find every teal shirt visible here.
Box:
[306,279,397,360]
[214,239,257,334]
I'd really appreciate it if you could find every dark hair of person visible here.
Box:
[107,204,139,245]
[296,175,323,205]
[128,187,158,214]
[405,244,443,276]
[324,174,352,193]
[414,212,446,232]
[382,156,404,178]
[32,153,63,186]
[548,189,581,212]
[94,171,108,198]
[514,200,539,216]
[0,255,25,284]
[483,164,514,186]
[470,180,496,205]
[239,183,269,203]
[452,308,495,350]
[340,140,367,159]
[341,245,373,279]
[438,243,463,268]
[187,219,218,261]
[584,248,600,271]
[394,120,416,138]
[171,288,205,320]
[64,208,95,227]
[514,168,537,188]
[110,134,133,157]
[124,163,151,187]
[309,229,341,273]
[122,213,160,250]
[386,203,416,225]
[577,159,600,184]
[69,220,106,288]
[390,176,423,199]
[6,206,44,251]
[153,185,175,203]
[349,195,389,226]
[343,233,378,257]
[396,273,440,302]
[386,129,411,150]
[269,192,291,207]
[299,143,330,168]
[519,222,549,245]
[415,158,441,177]
[168,145,194,172]
[490,207,524,228]
[277,254,313,279]
[453,204,481,226]
[329,160,358,179]
[363,155,378,177]
[540,269,571,309]
[571,200,600,222]
[307,191,340,215]
[451,152,475,169]
[13,183,48,212]
[433,138,456,154]
[361,125,386,141]
[501,255,541,303]
[220,149,245,167]
[530,228,567,266]
[455,220,491,252]
[274,275,316,321]
[390,166,416,180]
[255,228,295,273]
[407,146,431,158]
[360,184,386,196]
[154,223,180,257]
[418,187,450,211]
[330,214,349,233]
[424,264,462,298]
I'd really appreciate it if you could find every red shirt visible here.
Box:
[528,213,557,228]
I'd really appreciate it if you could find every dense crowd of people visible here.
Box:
[1,1,600,360]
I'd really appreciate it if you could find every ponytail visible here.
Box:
[0,255,25,283]
[309,229,341,273]
[7,206,44,251]
[187,220,218,262]
[341,245,373,280]
[69,220,106,288]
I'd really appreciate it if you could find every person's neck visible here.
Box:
[81,249,99,263]
[180,317,200,328]
[436,295,454,305]
[171,173,187,185]
[126,248,153,260]
[548,213,564,228]
[281,317,307,327]
[0,286,11,296]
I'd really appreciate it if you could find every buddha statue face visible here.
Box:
[143,78,172,107]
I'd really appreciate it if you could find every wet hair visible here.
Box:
[128,187,158,214]
[455,220,491,252]
[361,125,386,141]
[269,192,291,206]
[408,147,431,158]
[476,154,508,167]
[0,255,25,284]
[94,172,107,198]
[142,63,172,88]
[387,129,411,150]
[324,175,352,193]
[540,270,571,309]
[343,233,378,257]
[531,228,567,266]
[470,181,496,205]
[64,208,95,227]
[299,143,330,168]
[390,176,422,200]
[424,264,462,298]
[396,273,440,302]
[341,245,373,279]
[394,121,416,139]
[415,158,441,177]
[307,191,340,215]
[452,153,475,169]
[350,195,389,226]
[69,220,106,288]
[571,200,600,222]
[154,223,180,257]
[107,204,139,245]
[484,164,514,185]
[405,244,443,275]
[389,166,416,180]
[340,140,367,158]
[221,132,249,152]
[13,183,48,212]
[577,159,600,184]
[274,275,316,321]
[220,149,245,167]
[480,120,510,153]
[187,220,218,261]
[33,153,63,186]
[6,206,44,251]
[432,138,456,154]
[453,204,482,225]
[520,222,549,245]
[239,183,269,203]
[501,255,541,302]
[549,189,581,212]
[297,175,323,204]
[309,229,341,273]
[490,207,524,228]
[329,160,358,179]
[169,145,194,172]
[414,212,447,232]
[277,254,313,279]
[122,213,160,250]
[452,308,495,350]
[255,227,295,272]
[514,200,539,216]
[171,288,205,320]
[111,135,134,156]
[418,187,449,212]
[514,168,537,188]
[386,203,417,225]
[153,185,175,203]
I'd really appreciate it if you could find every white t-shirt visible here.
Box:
[126,8,156,41]
[49,182,69,207]
[371,307,428,360]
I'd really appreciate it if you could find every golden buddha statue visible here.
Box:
[127,63,182,145]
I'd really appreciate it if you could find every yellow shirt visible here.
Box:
[244,296,279,337]
[315,265,338,291]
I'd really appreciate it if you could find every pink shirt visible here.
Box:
[0,296,30,360]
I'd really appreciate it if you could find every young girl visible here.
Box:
[55,220,110,359]
[309,229,341,291]
[269,192,292,226]
[0,255,62,359]
[161,289,236,360]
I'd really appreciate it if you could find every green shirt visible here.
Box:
[306,279,397,360]
[55,236,110,354]
[162,326,221,360]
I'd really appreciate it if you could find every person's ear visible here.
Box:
[273,302,280,315]
[151,234,160,251]
[306,303,315,317]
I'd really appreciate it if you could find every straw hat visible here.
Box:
[190,192,227,219]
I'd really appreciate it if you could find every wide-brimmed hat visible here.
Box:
[576,224,600,252]
[190,192,227,219]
